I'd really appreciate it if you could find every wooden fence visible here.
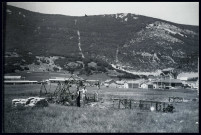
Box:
[112,98,172,112]
[85,93,99,103]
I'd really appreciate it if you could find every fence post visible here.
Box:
[94,93,96,102]
[113,99,114,108]
[118,99,120,109]
[130,99,132,109]
[139,100,142,110]
[124,99,127,109]
[163,102,165,112]
[156,102,158,112]
[77,91,81,107]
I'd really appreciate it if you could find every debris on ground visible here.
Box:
[150,106,155,111]
[180,120,184,123]
[86,100,113,109]
[183,99,190,102]
[12,97,48,108]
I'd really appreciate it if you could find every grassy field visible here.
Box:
[3,84,199,133]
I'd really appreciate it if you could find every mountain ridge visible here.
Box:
[6,4,199,27]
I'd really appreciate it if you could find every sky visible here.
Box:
[7,2,199,26]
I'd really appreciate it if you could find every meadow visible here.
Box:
[3,83,199,133]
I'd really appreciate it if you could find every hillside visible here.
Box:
[4,5,199,74]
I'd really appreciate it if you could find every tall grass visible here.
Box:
[3,84,199,133]
[4,104,198,133]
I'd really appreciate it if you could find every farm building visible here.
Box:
[124,79,146,89]
[4,75,22,80]
[104,80,125,88]
[160,68,176,79]
[4,80,38,85]
[104,79,116,87]
[152,79,182,89]
[109,81,124,88]
[109,82,118,88]
[85,80,100,86]
[115,81,125,88]
[140,82,154,89]
[4,75,38,85]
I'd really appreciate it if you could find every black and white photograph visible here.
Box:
[2,2,199,133]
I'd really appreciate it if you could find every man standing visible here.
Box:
[77,86,87,107]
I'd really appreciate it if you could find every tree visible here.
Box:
[53,67,59,72]
[85,66,91,75]
[24,67,29,70]
[69,69,74,74]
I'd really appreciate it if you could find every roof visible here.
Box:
[104,79,114,83]
[141,81,153,85]
[116,81,125,85]
[125,79,146,84]
[146,82,153,85]
[153,79,182,83]
[49,77,84,81]
[4,76,22,79]
[4,80,38,83]
[162,68,174,72]
[86,80,99,82]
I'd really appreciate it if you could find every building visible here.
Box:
[160,68,176,79]
[4,75,22,80]
[115,81,125,88]
[109,82,118,88]
[124,79,146,89]
[4,75,38,85]
[104,80,125,88]
[4,80,38,85]
[140,82,154,89]
[152,79,182,89]
[104,79,116,87]
[85,80,100,86]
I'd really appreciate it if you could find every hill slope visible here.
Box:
[4,5,199,73]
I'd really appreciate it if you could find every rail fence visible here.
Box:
[112,98,175,112]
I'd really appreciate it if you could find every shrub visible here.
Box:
[53,67,59,71]
[35,61,40,65]
[24,67,29,70]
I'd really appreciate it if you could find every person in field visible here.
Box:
[77,86,87,100]
[80,86,87,94]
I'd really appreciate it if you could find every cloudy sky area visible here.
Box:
[7,2,199,26]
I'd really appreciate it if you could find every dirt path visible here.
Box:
[75,19,85,58]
